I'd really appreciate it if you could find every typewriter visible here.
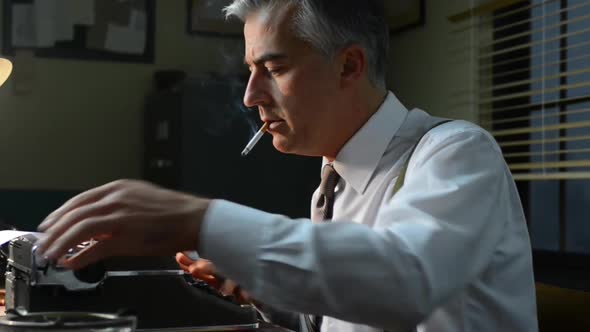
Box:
[3,233,259,331]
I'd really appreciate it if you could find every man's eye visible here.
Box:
[267,68,283,77]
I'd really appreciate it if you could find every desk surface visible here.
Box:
[0,306,291,332]
[255,322,294,331]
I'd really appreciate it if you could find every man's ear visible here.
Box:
[338,45,367,87]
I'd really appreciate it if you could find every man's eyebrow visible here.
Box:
[244,53,288,66]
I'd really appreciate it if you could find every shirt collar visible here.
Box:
[325,91,408,194]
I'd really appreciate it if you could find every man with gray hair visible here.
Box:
[36,0,538,331]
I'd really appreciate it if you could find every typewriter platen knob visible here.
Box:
[74,261,106,284]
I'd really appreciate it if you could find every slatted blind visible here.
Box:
[449,0,590,180]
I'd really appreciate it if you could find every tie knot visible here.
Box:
[319,164,340,197]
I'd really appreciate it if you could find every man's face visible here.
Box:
[243,9,343,156]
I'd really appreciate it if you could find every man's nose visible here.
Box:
[243,71,271,108]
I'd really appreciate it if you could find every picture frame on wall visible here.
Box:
[187,0,242,37]
[3,0,156,63]
[386,0,426,34]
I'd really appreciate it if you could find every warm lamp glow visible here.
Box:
[0,58,12,87]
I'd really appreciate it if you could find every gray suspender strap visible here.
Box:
[385,119,452,332]
[391,120,453,196]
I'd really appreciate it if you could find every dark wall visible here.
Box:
[0,190,78,231]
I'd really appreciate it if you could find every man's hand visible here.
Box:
[175,252,252,304]
[36,179,210,270]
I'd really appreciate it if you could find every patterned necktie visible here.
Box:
[302,164,341,332]
[313,163,341,222]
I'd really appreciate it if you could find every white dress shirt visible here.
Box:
[199,92,538,332]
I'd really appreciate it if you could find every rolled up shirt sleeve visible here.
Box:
[199,129,510,331]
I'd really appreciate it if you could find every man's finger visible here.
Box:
[38,200,118,253]
[187,259,216,276]
[42,215,120,261]
[38,182,119,231]
[175,252,195,266]
[220,279,239,296]
[177,262,190,272]
[61,239,115,270]
[175,254,193,272]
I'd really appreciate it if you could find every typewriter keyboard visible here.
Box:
[185,276,241,305]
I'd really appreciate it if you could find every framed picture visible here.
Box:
[3,0,156,63]
[187,0,243,37]
[385,0,426,34]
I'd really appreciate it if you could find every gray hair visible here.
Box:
[224,0,389,89]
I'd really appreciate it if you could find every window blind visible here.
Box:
[449,0,590,181]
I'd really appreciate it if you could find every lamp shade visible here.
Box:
[0,58,13,87]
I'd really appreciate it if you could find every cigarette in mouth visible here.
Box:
[241,122,269,157]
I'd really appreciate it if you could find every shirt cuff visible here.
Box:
[198,199,271,289]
